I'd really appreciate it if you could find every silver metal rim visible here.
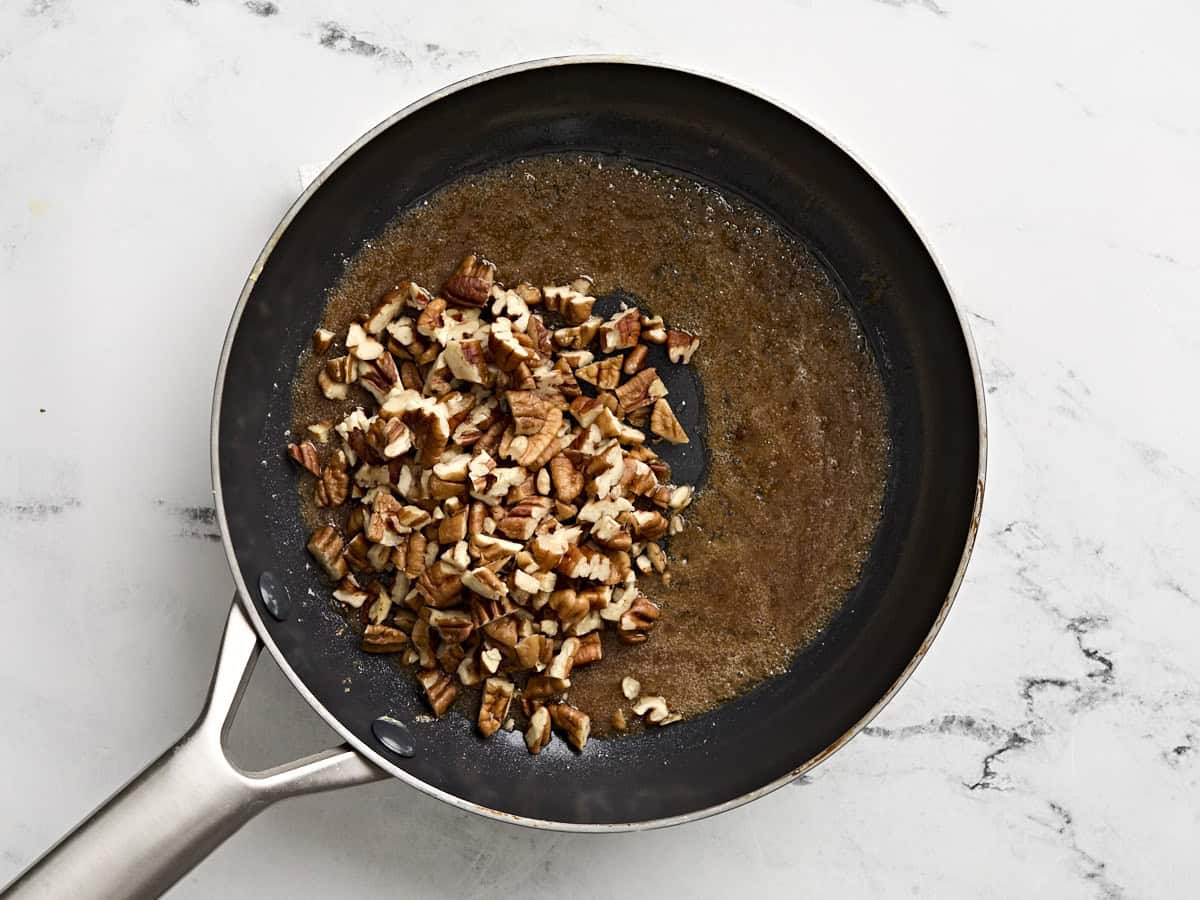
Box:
[210,54,988,832]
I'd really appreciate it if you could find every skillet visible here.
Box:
[3,57,985,900]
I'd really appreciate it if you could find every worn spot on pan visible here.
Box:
[155,500,221,541]
[244,0,277,15]
[0,498,81,520]
[317,22,408,65]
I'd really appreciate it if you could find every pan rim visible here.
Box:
[210,54,988,832]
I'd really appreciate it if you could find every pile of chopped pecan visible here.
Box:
[290,255,699,754]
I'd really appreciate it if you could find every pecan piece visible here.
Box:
[627,510,670,541]
[496,496,553,541]
[416,297,447,338]
[618,595,661,644]
[506,390,552,436]
[478,676,515,737]
[666,330,700,364]
[524,705,552,754]
[332,574,368,608]
[547,636,581,680]
[543,283,595,324]
[650,398,688,445]
[306,526,347,579]
[548,703,591,751]
[426,608,474,644]
[312,327,335,354]
[640,314,667,344]
[514,633,553,670]
[622,344,648,375]
[573,632,602,667]
[315,449,349,507]
[614,367,668,414]
[361,624,408,653]
[443,338,489,384]
[553,316,602,350]
[574,356,621,390]
[287,441,321,476]
[549,589,588,626]
[548,455,584,503]
[416,559,463,608]
[417,668,458,717]
[443,254,496,307]
[599,308,641,353]
[462,566,509,603]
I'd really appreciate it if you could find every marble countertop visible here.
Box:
[2,1,1197,897]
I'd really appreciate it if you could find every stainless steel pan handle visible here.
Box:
[2,600,385,900]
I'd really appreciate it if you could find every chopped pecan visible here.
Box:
[417,668,458,717]
[482,616,518,648]
[307,526,347,579]
[359,351,400,402]
[553,316,602,350]
[547,636,581,680]
[614,367,668,414]
[416,559,463,608]
[574,632,602,666]
[574,356,621,390]
[666,330,700,364]
[318,367,349,400]
[621,676,641,700]
[599,308,641,353]
[437,638,465,674]
[514,633,553,670]
[287,441,321,476]
[332,574,368,608]
[426,607,474,644]
[417,297,447,338]
[405,531,428,578]
[315,449,350,507]
[524,705,552,754]
[496,496,553,541]
[611,709,627,731]
[548,455,584,503]
[405,405,450,466]
[650,398,688,444]
[506,390,552,436]
[343,533,371,571]
[627,510,670,541]
[307,420,333,443]
[632,695,670,723]
[312,327,336,354]
[478,676,515,737]
[346,323,384,361]
[548,703,591,751]
[443,254,496,307]
[549,589,588,626]
[438,507,468,544]
[524,674,571,700]
[411,618,436,668]
[622,344,648,375]
[361,624,408,653]
[618,595,660,644]
[543,283,595,324]
[640,314,667,344]
[462,566,508,602]
[444,338,489,383]
[365,291,404,335]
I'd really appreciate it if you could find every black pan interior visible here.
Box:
[217,63,981,825]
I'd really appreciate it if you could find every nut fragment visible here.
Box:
[614,368,667,414]
[666,330,700,364]
[287,441,321,476]
[417,668,458,717]
[307,526,347,579]
[622,344,649,375]
[416,559,464,608]
[618,595,660,644]
[611,709,627,731]
[573,632,602,666]
[548,703,591,751]
[599,309,641,353]
[650,398,689,444]
[361,624,408,653]
[315,449,350,507]
[621,677,641,701]
[478,676,515,737]
[632,695,670,723]
[575,356,621,390]
[443,254,496,307]
[524,705,552,754]
[312,328,335,354]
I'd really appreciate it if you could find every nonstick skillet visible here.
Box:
[3,57,986,899]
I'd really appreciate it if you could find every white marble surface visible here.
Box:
[2,0,1198,897]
